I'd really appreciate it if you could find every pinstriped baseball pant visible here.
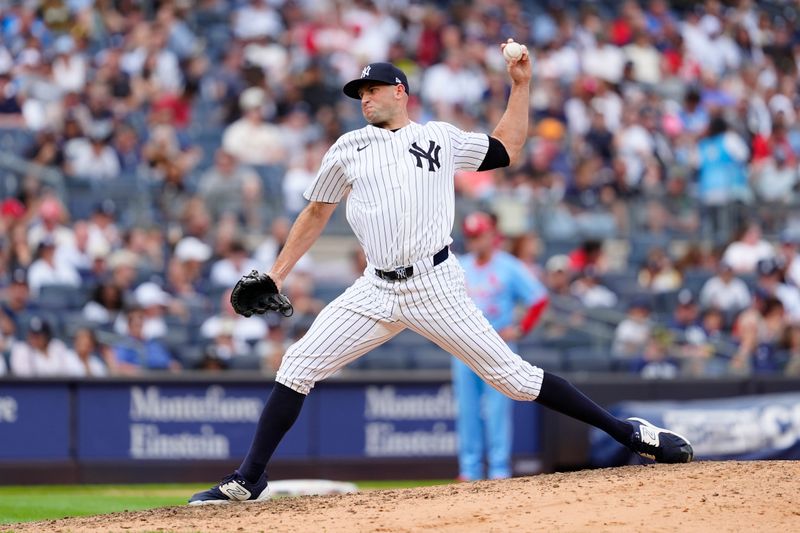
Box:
[276,254,544,400]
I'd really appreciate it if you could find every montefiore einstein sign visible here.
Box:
[128,386,263,460]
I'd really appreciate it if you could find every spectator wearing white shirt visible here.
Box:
[612,299,653,359]
[222,87,285,166]
[624,31,662,85]
[201,289,267,355]
[51,36,87,93]
[570,268,619,308]
[27,236,81,297]
[421,51,487,114]
[174,236,212,290]
[27,196,76,252]
[699,261,751,314]
[114,282,174,340]
[68,328,109,377]
[581,31,626,84]
[64,122,121,180]
[721,222,775,274]
[10,317,83,377]
[210,241,260,288]
[233,0,284,41]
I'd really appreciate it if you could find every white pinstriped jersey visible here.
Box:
[304,121,490,271]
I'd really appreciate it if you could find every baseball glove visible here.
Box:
[230,270,293,318]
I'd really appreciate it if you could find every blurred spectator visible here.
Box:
[233,0,284,41]
[562,157,619,238]
[282,144,322,219]
[197,345,229,372]
[27,196,75,251]
[198,149,262,224]
[88,200,121,250]
[281,273,325,328]
[0,72,24,126]
[699,260,751,314]
[695,116,750,239]
[64,121,121,180]
[174,236,212,291]
[68,328,109,377]
[200,289,267,355]
[630,329,681,379]
[0,308,13,356]
[754,258,800,323]
[570,267,618,308]
[122,227,165,273]
[778,231,800,289]
[750,146,797,203]
[782,325,800,376]
[27,236,81,297]
[83,282,124,326]
[165,256,207,312]
[612,298,653,359]
[256,320,290,372]
[116,282,178,340]
[637,247,682,293]
[9,317,82,377]
[667,289,709,356]
[52,36,86,93]
[721,222,775,274]
[107,249,140,295]
[254,217,314,274]
[422,51,486,116]
[222,87,285,165]
[731,294,785,375]
[112,308,180,373]
[1,269,37,333]
[568,239,607,274]
[682,307,731,377]
[210,240,260,288]
[508,232,544,280]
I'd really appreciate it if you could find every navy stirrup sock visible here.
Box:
[535,372,633,446]
[238,382,306,482]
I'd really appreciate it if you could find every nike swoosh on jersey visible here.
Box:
[356,144,370,151]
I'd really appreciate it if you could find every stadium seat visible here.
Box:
[227,354,263,371]
[564,347,613,372]
[37,284,88,310]
[520,347,563,372]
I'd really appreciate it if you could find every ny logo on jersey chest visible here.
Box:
[408,140,442,172]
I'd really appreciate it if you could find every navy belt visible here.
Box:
[375,247,449,281]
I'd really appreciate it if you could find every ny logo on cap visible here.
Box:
[361,66,371,78]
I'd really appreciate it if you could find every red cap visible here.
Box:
[1,198,25,219]
[462,212,495,238]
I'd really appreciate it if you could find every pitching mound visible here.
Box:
[13,461,799,532]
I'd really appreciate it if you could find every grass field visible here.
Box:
[0,480,452,525]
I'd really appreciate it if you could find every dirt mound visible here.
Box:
[11,461,799,533]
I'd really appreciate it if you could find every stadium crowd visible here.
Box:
[1,0,800,378]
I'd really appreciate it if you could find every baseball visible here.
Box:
[503,40,524,61]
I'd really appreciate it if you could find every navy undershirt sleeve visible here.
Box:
[477,136,511,171]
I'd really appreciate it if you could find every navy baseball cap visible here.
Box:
[343,62,409,100]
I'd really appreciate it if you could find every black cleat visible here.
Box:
[627,417,694,464]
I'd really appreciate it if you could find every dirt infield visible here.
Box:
[11,461,799,533]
